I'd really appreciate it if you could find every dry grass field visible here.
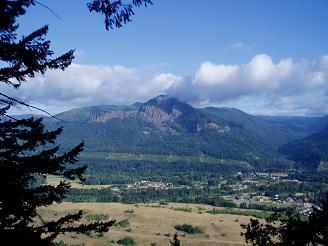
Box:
[39,202,252,246]
[46,175,113,189]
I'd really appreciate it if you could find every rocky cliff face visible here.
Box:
[139,105,182,125]
[88,105,183,132]
[88,95,231,134]
[88,110,137,123]
[89,95,186,126]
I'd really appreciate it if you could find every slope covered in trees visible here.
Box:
[39,95,326,170]
[280,125,328,170]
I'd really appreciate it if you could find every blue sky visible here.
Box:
[7,0,328,116]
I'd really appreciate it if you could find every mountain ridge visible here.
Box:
[17,95,327,171]
[280,125,328,170]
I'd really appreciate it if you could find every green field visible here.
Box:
[80,152,253,168]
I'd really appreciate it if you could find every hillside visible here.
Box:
[201,107,309,150]
[40,95,326,170]
[42,202,250,246]
[259,115,326,134]
[280,125,328,170]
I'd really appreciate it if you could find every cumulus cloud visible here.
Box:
[2,54,328,116]
[194,62,240,85]
[168,54,328,115]
[2,64,183,113]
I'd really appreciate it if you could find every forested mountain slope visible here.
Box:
[39,95,327,170]
[280,125,328,170]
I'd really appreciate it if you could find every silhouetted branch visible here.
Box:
[0,92,65,122]
[34,1,61,19]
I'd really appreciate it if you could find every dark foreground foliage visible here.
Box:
[241,193,328,245]
[0,118,116,245]
[0,0,151,244]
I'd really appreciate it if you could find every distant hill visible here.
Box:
[8,95,326,171]
[53,104,137,122]
[201,107,310,150]
[280,125,328,170]
[310,115,328,132]
[35,95,328,170]
[259,115,326,133]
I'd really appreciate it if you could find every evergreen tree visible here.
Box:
[0,118,115,245]
[0,0,151,244]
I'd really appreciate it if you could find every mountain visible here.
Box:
[54,105,137,122]
[259,115,327,134]
[39,95,327,170]
[201,107,310,150]
[48,95,239,157]
[138,95,231,133]
[79,95,230,134]
[310,115,328,132]
[280,125,328,170]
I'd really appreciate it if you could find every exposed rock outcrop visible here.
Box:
[87,95,231,134]
[89,110,137,123]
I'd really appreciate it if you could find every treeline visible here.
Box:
[79,158,249,185]
[288,171,328,183]
[207,208,272,219]
[251,158,294,171]
[47,116,286,165]
[65,187,237,207]
[239,202,296,213]
[255,181,328,197]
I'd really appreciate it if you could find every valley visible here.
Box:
[2,2,327,245]
[46,150,327,220]
[14,95,328,244]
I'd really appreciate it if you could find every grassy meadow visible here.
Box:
[39,202,252,246]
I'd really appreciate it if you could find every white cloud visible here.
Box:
[2,64,182,113]
[2,54,328,116]
[194,62,239,85]
[151,73,183,89]
[169,54,328,116]
[229,41,253,51]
